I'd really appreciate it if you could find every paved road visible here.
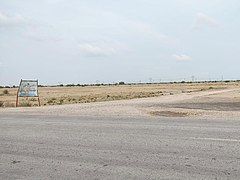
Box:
[1,114,240,179]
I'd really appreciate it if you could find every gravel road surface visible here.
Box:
[1,114,240,179]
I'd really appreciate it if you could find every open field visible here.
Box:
[1,83,240,119]
[1,82,239,108]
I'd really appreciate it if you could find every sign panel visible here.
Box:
[16,79,40,107]
[18,80,38,97]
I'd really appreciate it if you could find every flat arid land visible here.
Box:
[0,82,239,107]
[1,82,240,179]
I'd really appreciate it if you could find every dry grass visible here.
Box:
[0,82,239,107]
[0,101,4,107]
[149,111,189,117]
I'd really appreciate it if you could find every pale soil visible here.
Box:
[1,87,240,120]
[0,82,239,108]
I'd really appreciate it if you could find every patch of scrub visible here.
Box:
[149,111,190,117]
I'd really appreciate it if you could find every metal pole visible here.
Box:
[16,92,19,107]
[16,79,21,107]
[37,80,40,106]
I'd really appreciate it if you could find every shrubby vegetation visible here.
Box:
[3,89,9,95]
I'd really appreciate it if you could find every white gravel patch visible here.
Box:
[1,88,240,120]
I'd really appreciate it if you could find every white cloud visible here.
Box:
[78,43,118,57]
[172,54,192,61]
[128,21,176,45]
[193,13,219,29]
[0,12,61,42]
[0,12,27,27]
[45,0,66,3]
[131,21,168,40]
[24,29,63,42]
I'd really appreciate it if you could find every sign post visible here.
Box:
[16,79,40,107]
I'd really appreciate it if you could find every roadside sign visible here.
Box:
[16,79,40,107]
[19,80,38,97]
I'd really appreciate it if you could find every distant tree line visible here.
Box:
[1,80,240,88]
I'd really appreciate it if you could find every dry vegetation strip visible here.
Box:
[0,82,239,107]
[149,111,190,117]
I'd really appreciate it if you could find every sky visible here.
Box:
[0,0,240,85]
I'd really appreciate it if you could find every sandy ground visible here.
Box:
[1,82,238,107]
[1,87,240,120]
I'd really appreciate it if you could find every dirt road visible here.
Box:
[1,88,240,119]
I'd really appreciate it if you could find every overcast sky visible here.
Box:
[0,0,240,85]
